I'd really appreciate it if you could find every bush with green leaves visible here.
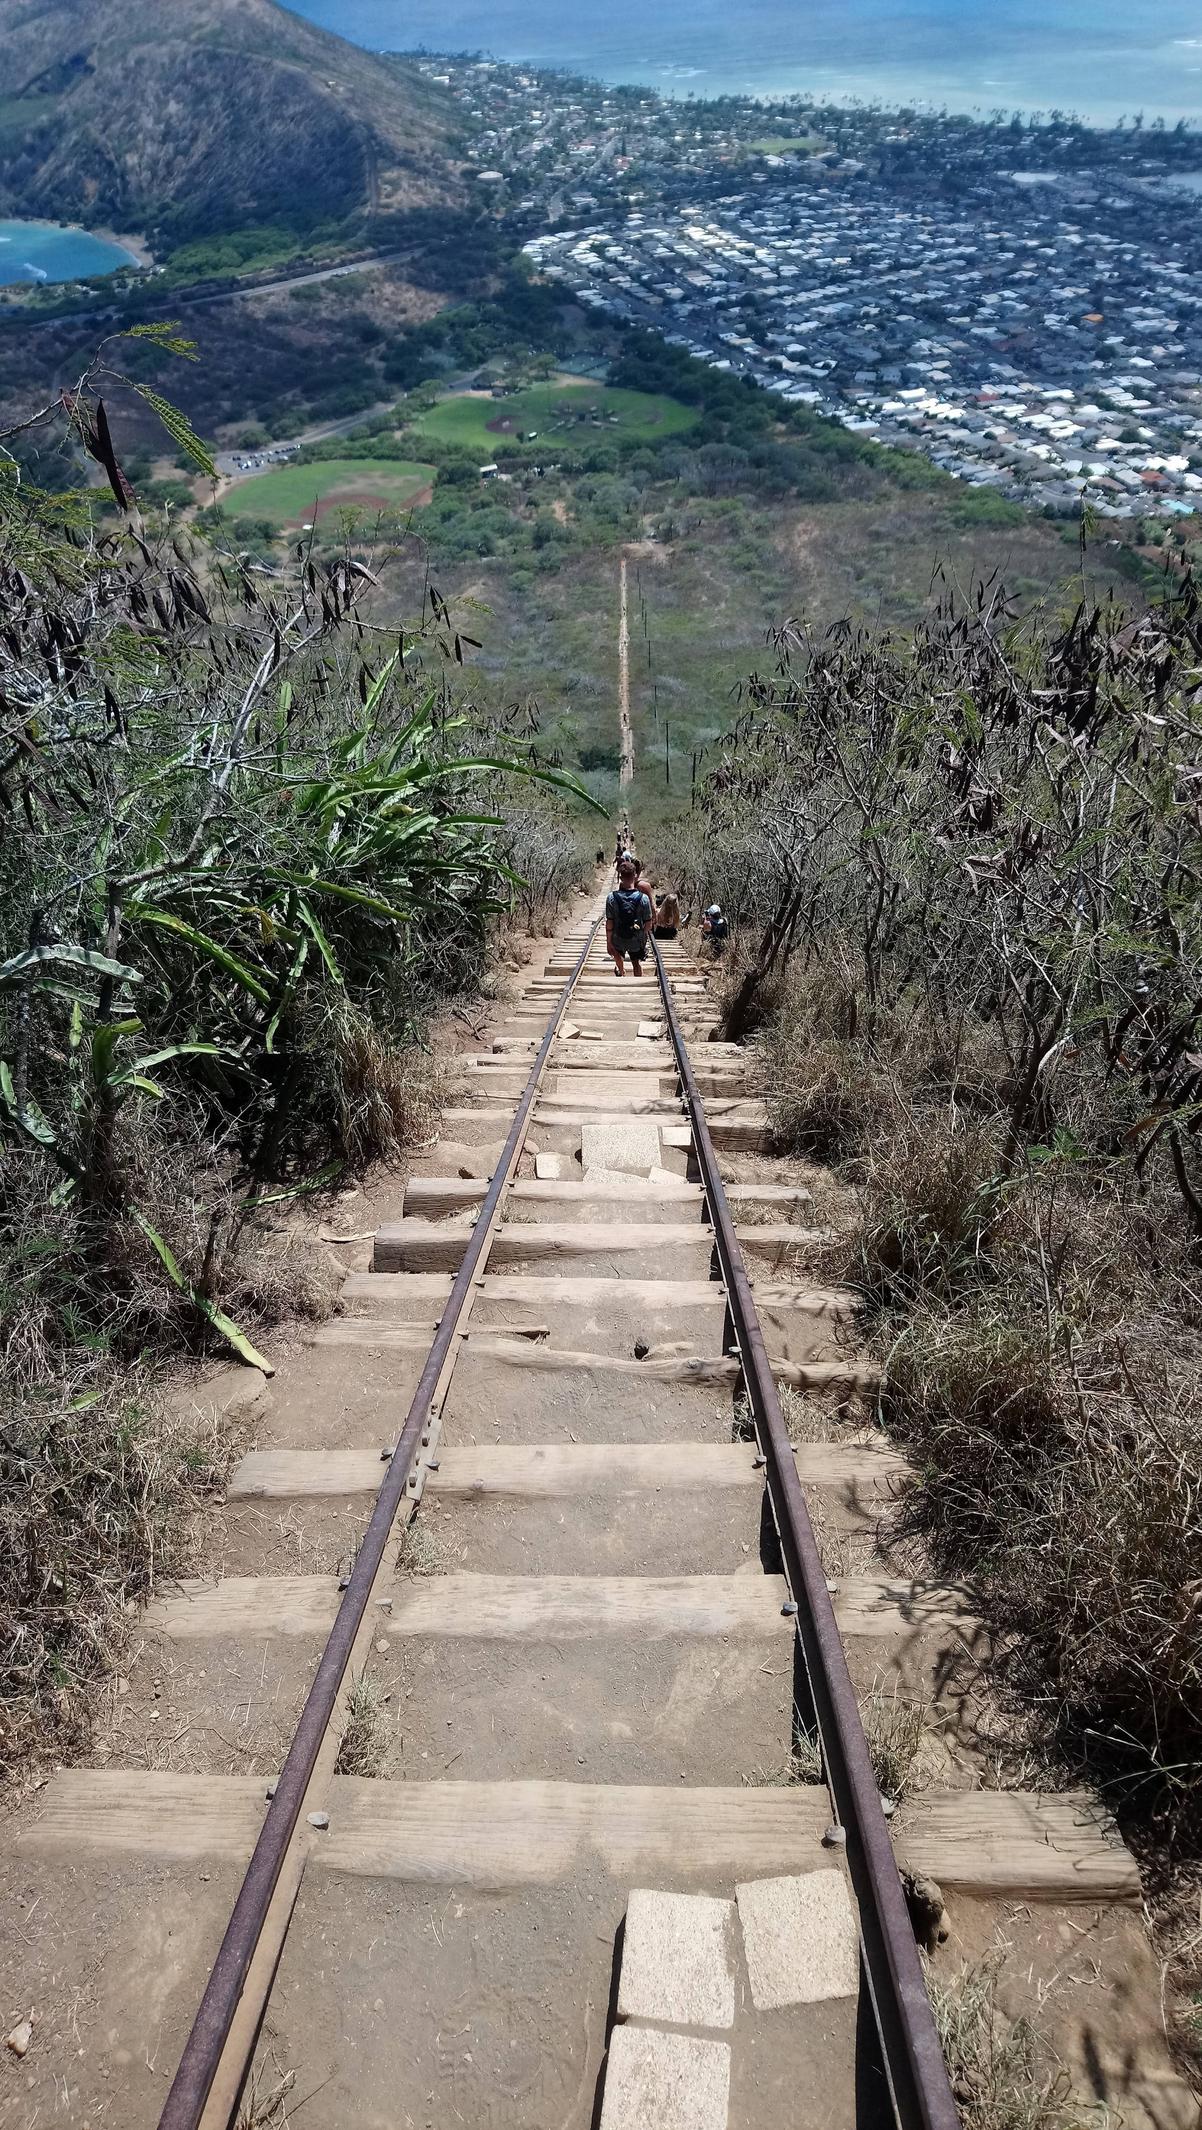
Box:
[0,445,596,1370]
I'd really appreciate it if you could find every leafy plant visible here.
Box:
[0,390,600,1370]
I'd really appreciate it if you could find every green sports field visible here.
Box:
[411,383,697,453]
[226,457,436,528]
[744,134,826,157]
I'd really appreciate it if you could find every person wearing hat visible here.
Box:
[605,853,653,977]
[701,903,729,955]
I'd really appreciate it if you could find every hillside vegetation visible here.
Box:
[667,575,1202,1895]
[0,363,596,1766]
[0,0,461,247]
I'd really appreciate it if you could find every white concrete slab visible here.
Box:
[581,1119,663,1176]
[600,2027,730,2130]
[618,1889,736,2030]
[736,1869,860,2009]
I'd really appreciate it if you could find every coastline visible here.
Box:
[0,215,152,277]
[92,224,154,269]
[286,0,1202,129]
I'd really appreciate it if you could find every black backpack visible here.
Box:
[609,887,649,944]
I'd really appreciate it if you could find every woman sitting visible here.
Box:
[653,890,681,941]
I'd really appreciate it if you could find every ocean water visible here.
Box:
[285,0,1202,126]
[0,220,138,288]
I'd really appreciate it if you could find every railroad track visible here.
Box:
[13,906,1140,2130]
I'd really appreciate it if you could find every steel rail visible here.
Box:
[652,938,960,2130]
[158,918,602,2130]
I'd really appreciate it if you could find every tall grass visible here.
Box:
[0,1373,233,1770]
[682,572,1202,1869]
[0,445,598,1767]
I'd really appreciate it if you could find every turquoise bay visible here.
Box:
[0,220,139,289]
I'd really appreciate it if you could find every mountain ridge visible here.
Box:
[0,0,462,246]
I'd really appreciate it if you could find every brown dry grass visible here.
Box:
[742,957,1202,1855]
[929,1947,1104,2130]
[0,1100,346,1778]
[331,1001,443,1168]
[0,1371,237,1777]
[334,1672,393,1778]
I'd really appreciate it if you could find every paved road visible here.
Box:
[1,250,410,334]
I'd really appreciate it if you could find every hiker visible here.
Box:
[701,903,729,956]
[606,854,653,978]
[653,889,681,941]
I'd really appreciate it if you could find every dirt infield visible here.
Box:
[305,484,433,525]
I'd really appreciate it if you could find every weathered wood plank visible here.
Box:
[144,1575,340,1637]
[16,1771,268,1862]
[17,1774,1138,1902]
[535,1099,687,1120]
[370,1220,821,1273]
[898,1790,1142,1904]
[229,1440,908,1502]
[394,1572,793,1639]
[143,1572,792,1640]
[232,1442,760,1500]
[831,1577,978,1636]
[321,1779,827,1883]
[401,1177,809,1217]
[309,1321,878,1395]
[404,1176,702,1216]
[374,1218,713,1271]
[339,1270,856,1315]
[489,1039,742,1059]
[144,1571,972,1642]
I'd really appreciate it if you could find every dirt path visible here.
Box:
[618,552,634,790]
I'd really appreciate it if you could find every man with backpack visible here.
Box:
[605,853,653,977]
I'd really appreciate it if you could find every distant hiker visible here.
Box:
[701,903,729,956]
[606,855,652,978]
[653,890,681,941]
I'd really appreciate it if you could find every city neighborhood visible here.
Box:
[417,55,1202,516]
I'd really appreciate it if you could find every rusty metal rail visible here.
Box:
[157,920,601,2130]
[158,914,956,2130]
[652,937,960,2130]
